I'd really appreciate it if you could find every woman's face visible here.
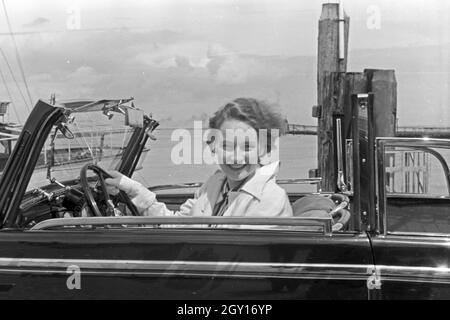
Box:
[216,119,261,182]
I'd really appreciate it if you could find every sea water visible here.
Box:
[131,129,317,187]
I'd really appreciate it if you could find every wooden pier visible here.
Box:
[286,124,318,136]
[310,3,448,192]
[287,124,450,138]
[395,127,450,139]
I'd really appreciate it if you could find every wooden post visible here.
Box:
[316,3,349,191]
[318,72,342,191]
[317,4,349,82]
[364,69,397,137]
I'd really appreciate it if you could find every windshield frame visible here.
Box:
[0,99,158,229]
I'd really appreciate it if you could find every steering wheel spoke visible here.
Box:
[80,164,140,217]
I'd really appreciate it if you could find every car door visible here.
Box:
[371,138,450,299]
[0,99,375,300]
[0,221,374,299]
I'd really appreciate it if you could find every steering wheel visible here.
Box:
[80,163,140,217]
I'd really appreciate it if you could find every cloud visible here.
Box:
[23,66,109,106]
[5,26,447,127]
[131,40,210,69]
[66,66,106,84]
[0,28,311,123]
[213,55,250,84]
[28,72,52,82]
[23,17,50,28]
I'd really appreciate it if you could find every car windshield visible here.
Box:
[26,105,136,191]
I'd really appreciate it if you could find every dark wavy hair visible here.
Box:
[208,98,287,153]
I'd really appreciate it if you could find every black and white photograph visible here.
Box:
[0,0,448,303]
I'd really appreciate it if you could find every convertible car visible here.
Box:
[0,95,448,299]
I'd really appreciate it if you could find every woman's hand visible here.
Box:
[104,170,142,197]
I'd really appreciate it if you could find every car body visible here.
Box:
[0,95,448,300]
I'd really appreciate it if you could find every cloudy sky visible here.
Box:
[0,0,448,126]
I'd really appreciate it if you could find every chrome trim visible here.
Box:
[149,182,203,191]
[376,138,450,235]
[377,265,450,284]
[386,193,450,199]
[386,231,450,238]
[376,139,387,235]
[0,258,449,284]
[335,118,348,192]
[372,236,450,246]
[30,216,333,236]
[376,137,450,144]
[0,258,371,280]
[277,178,322,185]
[374,140,381,234]
[150,178,323,191]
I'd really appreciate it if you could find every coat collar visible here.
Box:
[218,161,280,201]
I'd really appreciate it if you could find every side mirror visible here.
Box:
[125,108,144,128]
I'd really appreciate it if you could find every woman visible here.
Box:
[105,98,293,218]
